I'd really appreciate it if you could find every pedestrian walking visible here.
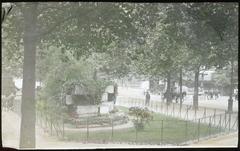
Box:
[145,91,151,106]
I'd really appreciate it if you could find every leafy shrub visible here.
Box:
[109,107,119,114]
[128,107,153,131]
[38,52,111,121]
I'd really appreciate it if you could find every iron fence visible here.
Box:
[116,97,228,121]
[36,106,238,146]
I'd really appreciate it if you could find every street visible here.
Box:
[117,86,238,111]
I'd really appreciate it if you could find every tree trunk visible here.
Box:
[20,3,38,148]
[228,60,234,112]
[193,67,200,109]
[179,68,183,109]
[166,72,171,105]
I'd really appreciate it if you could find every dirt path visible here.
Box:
[2,109,238,149]
[1,110,165,149]
[1,110,20,149]
[189,132,238,147]
[65,121,133,132]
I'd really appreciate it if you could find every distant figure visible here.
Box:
[234,90,238,101]
[207,90,214,100]
[235,93,238,101]
[145,91,151,106]
[213,90,219,100]
[113,83,118,104]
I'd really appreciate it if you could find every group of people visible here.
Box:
[162,91,187,103]
[144,89,187,107]
[204,90,220,100]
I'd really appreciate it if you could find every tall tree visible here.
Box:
[2,2,140,148]
[18,3,38,148]
[184,3,238,110]
[132,4,188,105]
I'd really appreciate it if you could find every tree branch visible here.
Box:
[206,21,224,41]
[38,14,78,39]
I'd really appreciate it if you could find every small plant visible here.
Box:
[128,107,153,131]
[109,107,119,114]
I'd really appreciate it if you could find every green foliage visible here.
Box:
[184,3,238,69]
[1,74,16,96]
[39,46,111,108]
[128,107,153,131]
[65,106,222,144]
[212,62,238,88]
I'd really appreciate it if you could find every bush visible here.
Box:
[128,107,153,131]
[109,107,119,114]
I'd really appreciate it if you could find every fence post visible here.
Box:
[224,112,227,129]
[185,120,188,142]
[237,115,239,130]
[50,114,53,136]
[161,120,163,144]
[111,119,114,141]
[209,117,212,137]
[161,102,163,114]
[87,117,89,142]
[62,114,65,139]
[167,104,168,116]
[40,110,43,127]
[45,111,48,129]
[135,127,138,143]
[203,108,206,123]
[228,113,231,132]
[197,119,200,142]
[214,109,216,126]
[155,102,157,112]
[179,104,182,118]
[172,103,175,117]
[219,115,222,133]
[194,107,197,120]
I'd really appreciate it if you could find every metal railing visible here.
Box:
[116,97,228,121]
[36,105,238,146]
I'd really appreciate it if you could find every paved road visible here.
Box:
[117,86,238,112]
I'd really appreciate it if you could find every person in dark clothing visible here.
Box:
[145,91,150,106]
[113,83,118,104]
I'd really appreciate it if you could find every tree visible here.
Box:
[132,4,189,105]
[39,47,110,110]
[184,3,238,110]
[2,2,140,148]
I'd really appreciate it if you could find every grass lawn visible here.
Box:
[64,106,223,145]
